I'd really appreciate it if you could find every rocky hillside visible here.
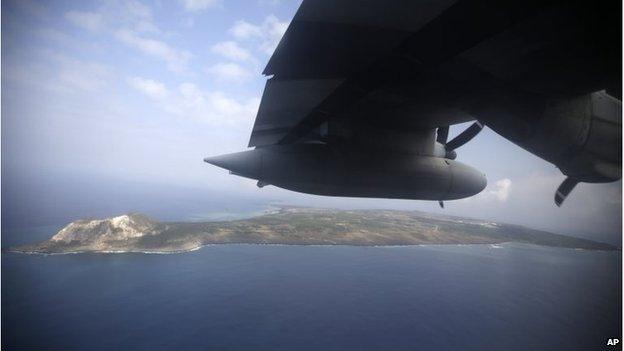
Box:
[29,214,167,252]
[51,214,162,242]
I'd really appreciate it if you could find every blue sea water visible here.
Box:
[2,240,621,351]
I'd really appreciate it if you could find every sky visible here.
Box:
[2,0,622,245]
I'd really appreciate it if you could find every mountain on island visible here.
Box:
[10,207,617,254]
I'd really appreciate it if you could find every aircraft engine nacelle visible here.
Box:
[205,144,487,201]
[485,91,621,183]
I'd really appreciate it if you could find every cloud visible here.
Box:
[258,0,282,5]
[116,1,159,34]
[211,41,252,61]
[180,0,219,12]
[65,11,104,32]
[205,62,252,82]
[127,78,259,127]
[489,178,512,202]
[48,53,113,93]
[170,82,260,126]
[229,15,289,55]
[57,62,111,93]
[65,2,193,73]
[127,77,168,99]
[65,2,157,34]
[35,28,75,46]
[166,83,260,128]
[115,29,192,73]
[124,1,152,20]
[457,177,512,203]
[4,49,114,97]
[258,15,289,54]
[487,174,621,244]
[229,20,263,39]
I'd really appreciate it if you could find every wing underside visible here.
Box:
[248,0,621,149]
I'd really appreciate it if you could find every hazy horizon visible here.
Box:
[2,0,621,246]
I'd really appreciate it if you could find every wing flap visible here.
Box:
[248,78,344,147]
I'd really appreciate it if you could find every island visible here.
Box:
[10,207,617,254]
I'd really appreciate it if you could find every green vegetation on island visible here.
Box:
[11,207,617,254]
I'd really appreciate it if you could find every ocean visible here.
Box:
[2,227,621,351]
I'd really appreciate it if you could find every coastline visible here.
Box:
[6,241,620,256]
[7,207,618,255]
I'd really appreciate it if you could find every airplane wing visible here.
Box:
[208,0,622,206]
[249,0,475,147]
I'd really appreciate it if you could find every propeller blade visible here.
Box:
[446,121,484,151]
[554,177,579,207]
[436,126,449,144]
